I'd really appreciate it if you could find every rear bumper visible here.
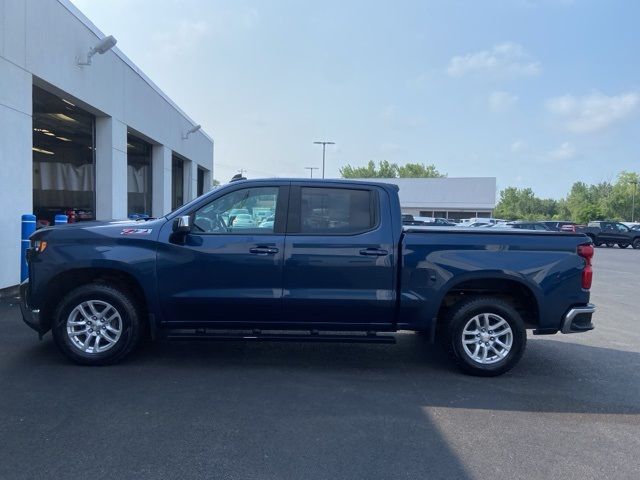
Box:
[19,280,46,334]
[561,303,595,334]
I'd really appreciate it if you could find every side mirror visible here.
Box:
[172,215,191,234]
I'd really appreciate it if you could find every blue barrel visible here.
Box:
[54,214,68,225]
[21,214,36,282]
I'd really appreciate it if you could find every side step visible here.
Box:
[163,329,396,344]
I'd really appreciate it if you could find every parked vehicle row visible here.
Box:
[402,215,640,248]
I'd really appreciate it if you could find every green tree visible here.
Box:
[607,171,639,221]
[493,171,639,223]
[340,161,445,178]
[565,182,602,224]
[397,163,446,178]
[494,187,559,220]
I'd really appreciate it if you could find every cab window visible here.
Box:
[192,187,279,234]
[299,187,376,234]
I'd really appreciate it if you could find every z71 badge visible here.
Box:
[120,228,153,235]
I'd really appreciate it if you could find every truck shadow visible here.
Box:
[17,332,640,417]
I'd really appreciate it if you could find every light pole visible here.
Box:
[631,180,638,222]
[313,141,335,179]
[305,167,319,178]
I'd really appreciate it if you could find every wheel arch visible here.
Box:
[434,274,542,335]
[40,267,149,333]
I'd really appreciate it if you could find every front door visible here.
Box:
[282,184,396,328]
[156,183,288,326]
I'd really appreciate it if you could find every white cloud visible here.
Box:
[546,91,640,133]
[378,105,425,129]
[510,140,526,153]
[547,142,576,161]
[240,7,260,29]
[489,91,518,112]
[447,42,541,78]
[151,20,211,59]
[379,142,404,155]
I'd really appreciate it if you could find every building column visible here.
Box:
[183,159,198,202]
[203,169,213,194]
[152,145,172,216]
[95,117,127,220]
[0,59,32,289]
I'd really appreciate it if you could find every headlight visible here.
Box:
[31,239,48,253]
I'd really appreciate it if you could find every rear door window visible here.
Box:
[298,187,376,234]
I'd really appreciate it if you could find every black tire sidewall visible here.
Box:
[52,284,140,365]
[618,243,629,249]
[447,298,526,376]
[633,239,640,249]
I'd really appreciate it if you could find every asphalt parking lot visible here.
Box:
[0,247,638,480]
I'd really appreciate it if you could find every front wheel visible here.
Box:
[52,283,143,365]
[633,238,640,249]
[443,297,527,376]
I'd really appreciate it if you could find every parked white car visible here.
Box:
[231,214,255,228]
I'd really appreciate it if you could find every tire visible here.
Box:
[51,283,143,365]
[443,297,527,377]
[618,243,629,249]
[606,242,615,248]
[633,238,640,249]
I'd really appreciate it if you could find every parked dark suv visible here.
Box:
[577,221,640,249]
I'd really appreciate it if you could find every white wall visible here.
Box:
[0,57,33,290]
[357,177,497,211]
[0,0,214,289]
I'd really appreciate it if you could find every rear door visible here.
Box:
[599,222,617,243]
[282,183,396,328]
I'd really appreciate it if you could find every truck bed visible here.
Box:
[398,228,592,333]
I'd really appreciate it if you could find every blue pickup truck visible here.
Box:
[20,179,595,376]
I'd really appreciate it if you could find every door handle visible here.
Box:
[250,246,279,255]
[359,248,388,256]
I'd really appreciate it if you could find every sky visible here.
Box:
[71,0,640,199]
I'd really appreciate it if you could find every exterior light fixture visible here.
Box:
[76,35,117,66]
[182,124,202,140]
[33,147,55,155]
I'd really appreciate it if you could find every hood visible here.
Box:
[30,217,168,241]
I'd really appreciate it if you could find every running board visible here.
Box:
[163,329,396,344]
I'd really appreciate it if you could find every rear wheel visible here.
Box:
[606,242,615,248]
[52,283,143,365]
[443,297,526,376]
[618,243,629,249]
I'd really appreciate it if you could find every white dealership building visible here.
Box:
[0,0,214,290]
[362,177,497,220]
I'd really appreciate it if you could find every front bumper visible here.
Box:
[561,303,596,334]
[19,280,46,335]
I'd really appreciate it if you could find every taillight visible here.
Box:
[577,243,594,289]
